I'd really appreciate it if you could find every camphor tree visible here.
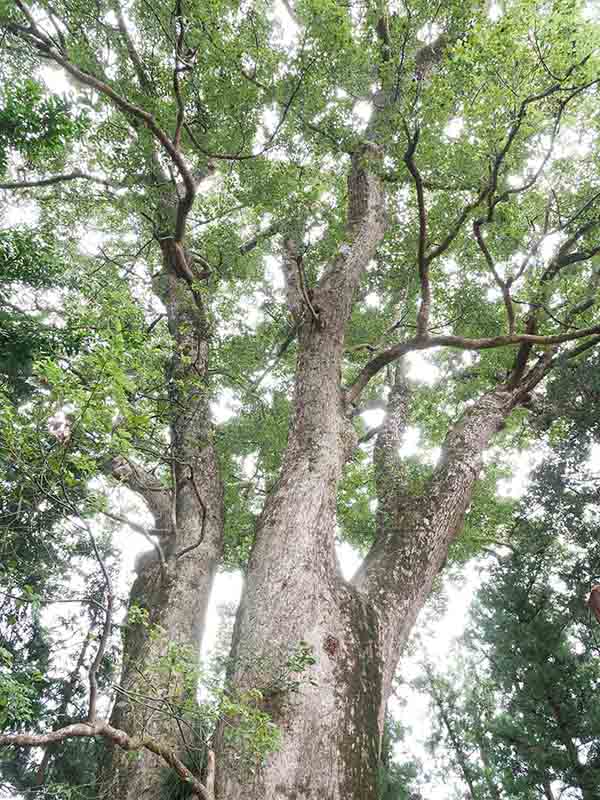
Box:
[1,1,600,798]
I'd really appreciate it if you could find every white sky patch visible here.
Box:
[41,65,74,95]
[588,442,600,474]
[352,100,373,131]
[442,256,458,275]
[488,1,504,21]
[78,227,106,256]
[306,222,326,244]
[443,117,464,141]
[398,425,420,457]
[583,0,600,21]
[336,540,363,581]
[392,562,486,798]
[540,231,564,263]
[271,0,300,48]
[416,22,442,43]
[202,571,244,660]
[211,388,241,423]
[497,447,544,499]
[265,254,285,290]
[556,125,596,159]
[361,407,385,430]
[2,201,40,228]
[425,446,442,466]
[405,351,439,385]
[364,291,382,309]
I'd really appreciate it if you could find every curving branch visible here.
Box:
[8,1,196,240]
[473,219,515,334]
[317,142,386,308]
[0,171,119,190]
[403,127,429,336]
[109,456,172,532]
[345,323,600,405]
[112,0,153,93]
[0,722,212,800]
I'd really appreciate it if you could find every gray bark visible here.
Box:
[355,386,520,721]
[214,147,387,799]
[215,362,523,798]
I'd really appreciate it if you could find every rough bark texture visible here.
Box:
[214,148,387,799]
[100,241,224,800]
[355,387,520,720]
[215,355,522,798]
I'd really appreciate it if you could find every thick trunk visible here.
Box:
[215,316,384,799]
[103,455,223,800]
[214,147,386,798]
[214,374,520,798]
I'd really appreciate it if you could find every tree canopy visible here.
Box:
[1,1,600,799]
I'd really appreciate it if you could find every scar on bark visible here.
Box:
[324,635,339,658]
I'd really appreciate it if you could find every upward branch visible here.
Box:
[7,1,196,240]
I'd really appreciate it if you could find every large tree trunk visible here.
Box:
[215,323,383,798]
[100,241,224,800]
[214,359,522,798]
[214,146,387,799]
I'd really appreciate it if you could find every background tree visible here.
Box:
[412,352,600,800]
[0,1,600,799]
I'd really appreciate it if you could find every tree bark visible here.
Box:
[100,242,224,800]
[355,386,520,725]
[215,363,522,798]
[214,147,387,799]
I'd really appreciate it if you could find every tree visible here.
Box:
[1,1,600,798]
[414,352,600,800]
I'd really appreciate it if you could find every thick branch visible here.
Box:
[317,143,386,313]
[473,219,515,334]
[109,456,172,530]
[112,1,153,93]
[281,234,305,321]
[403,128,430,336]
[346,324,600,405]
[373,363,411,516]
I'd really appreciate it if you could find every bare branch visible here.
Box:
[473,219,515,334]
[172,0,188,150]
[86,527,113,723]
[0,171,119,190]
[9,1,196,238]
[403,127,430,336]
[100,510,168,568]
[346,323,600,405]
[0,722,212,800]
[112,0,153,93]
[109,456,172,529]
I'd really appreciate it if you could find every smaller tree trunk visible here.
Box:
[99,242,224,800]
